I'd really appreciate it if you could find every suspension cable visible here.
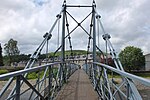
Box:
[46,39,49,64]
[96,15,100,48]
[86,12,94,63]
[57,19,60,48]
[65,13,74,60]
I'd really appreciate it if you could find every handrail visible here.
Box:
[0,62,78,100]
[83,62,150,99]
[0,62,61,80]
[93,62,150,87]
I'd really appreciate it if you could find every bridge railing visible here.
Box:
[0,62,78,100]
[83,62,150,100]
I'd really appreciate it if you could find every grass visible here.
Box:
[0,67,59,81]
[27,72,37,79]
[108,74,122,78]
[97,72,150,79]
[133,73,150,78]
[27,67,58,79]
[0,69,9,75]
[49,50,88,57]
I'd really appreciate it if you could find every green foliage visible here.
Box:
[133,73,150,78]
[27,72,37,79]
[3,54,30,66]
[27,70,46,79]
[119,46,145,71]
[4,38,20,56]
[0,69,9,75]
[52,68,58,78]
[19,54,30,61]
[26,68,59,79]
[0,67,58,80]
[0,44,3,66]
[3,56,10,66]
[39,54,46,59]
[4,38,20,65]
[39,71,45,78]
[49,50,88,57]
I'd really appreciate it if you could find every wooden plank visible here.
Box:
[56,69,99,100]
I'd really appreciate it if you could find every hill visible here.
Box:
[49,50,88,57]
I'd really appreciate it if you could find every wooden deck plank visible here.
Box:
[56,69,99,100]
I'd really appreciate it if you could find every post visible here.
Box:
[92,1,97,89]
[48,66,52,100]
[37,69,40,99]
[127,83,130,100]
[61,1,66,83]
[85,59,88,74]
[16,75,21,100]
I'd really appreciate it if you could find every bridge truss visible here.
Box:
[0,0,150,100]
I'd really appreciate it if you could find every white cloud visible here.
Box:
[0,0,150,55]
[95,0,150,54]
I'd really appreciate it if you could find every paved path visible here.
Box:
[56,69,99,100]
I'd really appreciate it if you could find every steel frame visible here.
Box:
[0,0,150,100]
[0,62,78,100]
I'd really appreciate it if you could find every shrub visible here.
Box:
[27,72,37,79]
[0,69,9,75]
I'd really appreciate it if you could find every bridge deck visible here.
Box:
[56,69,99,100]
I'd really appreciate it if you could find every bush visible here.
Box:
[53,68,58,78]
[0,69,9,75]
[39,71,45,78]
[27,72,37,79]
[26,68,59,79]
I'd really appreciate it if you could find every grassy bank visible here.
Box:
[0,67,58,80]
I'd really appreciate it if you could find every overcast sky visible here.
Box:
[0,0,150,55]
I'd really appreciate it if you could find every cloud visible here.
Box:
[0,0,150,55]
[95,0,150,54]
[0,0,62,54]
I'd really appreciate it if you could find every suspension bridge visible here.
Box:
[0,1,150,100]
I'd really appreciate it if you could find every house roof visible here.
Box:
[144,53,150,56]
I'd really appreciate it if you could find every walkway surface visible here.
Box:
[56,69,99,100]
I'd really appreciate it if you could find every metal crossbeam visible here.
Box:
[83,62,150,99]
[0,62,78,100]
[66,5,93,8]
[94,62,150,87]
[20,75,45,100]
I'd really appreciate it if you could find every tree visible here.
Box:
[119,46,145,71]
[19,54,30,61]
[0,43,4,66]
[4,38,20,66]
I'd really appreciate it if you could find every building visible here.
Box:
[145,53,150,71]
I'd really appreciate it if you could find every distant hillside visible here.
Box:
[49,50,89,57]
